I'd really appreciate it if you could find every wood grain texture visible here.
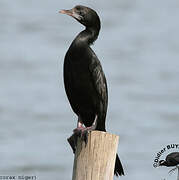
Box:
[72,131,119,180]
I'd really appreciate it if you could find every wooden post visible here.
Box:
[72,131,119,180]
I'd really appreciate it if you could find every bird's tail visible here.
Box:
[114,153,124,176]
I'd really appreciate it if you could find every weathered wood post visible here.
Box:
[72,131,119,180]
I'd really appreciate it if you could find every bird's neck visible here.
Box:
[74,27,100,46]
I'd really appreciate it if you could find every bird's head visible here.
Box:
[159,160,167,166]
[59,5,100,30]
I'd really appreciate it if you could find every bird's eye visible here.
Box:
[78,11,84,17]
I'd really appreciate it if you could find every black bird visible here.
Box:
[60,5,124,176]
[159,152,179,176]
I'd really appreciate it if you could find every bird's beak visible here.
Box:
[59,9,73,17]
[59,8,82,21]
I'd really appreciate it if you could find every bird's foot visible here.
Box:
[73,126,86,137]
[168,167,177,175]
[67,126,95,153]
[73,126,93,145]
[67,126,89,153]
[67,115,97,153]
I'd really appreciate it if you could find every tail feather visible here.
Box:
[114,153,124,176]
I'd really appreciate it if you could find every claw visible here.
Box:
[73,127,84,137]
[81,129,89,145]
[67,115,98,153]
[73,127,89,144]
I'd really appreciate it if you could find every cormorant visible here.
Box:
[60,5,124,176]
[159,152,179,177]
